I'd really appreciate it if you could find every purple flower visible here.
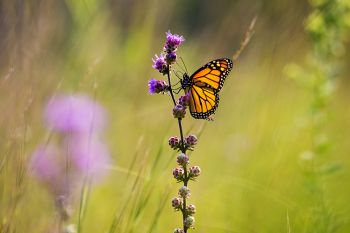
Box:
[152,54,167,74]
[164,31,185,52]
[173,104,186,118]
[69,136,111,181]
[178,93,191,107]
[30,145,65,194]
[165,51,177,64]
[148,79,168,94]
[44,94,107,134]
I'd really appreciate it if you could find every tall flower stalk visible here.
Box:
[149,31,200,232]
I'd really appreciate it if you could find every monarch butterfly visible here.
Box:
[180,58,233,119]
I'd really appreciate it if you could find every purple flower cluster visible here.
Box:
[151,31,184,75]
[164,31,185,53]
[148,79,169,94]
[31,93,111,199]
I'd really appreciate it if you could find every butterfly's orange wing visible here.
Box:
[191,58,233,91]
[188,58,233,119]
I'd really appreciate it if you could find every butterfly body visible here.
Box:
[181,58,233,119]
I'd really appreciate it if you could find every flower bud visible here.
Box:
[166,52,177,64]
[172,167,184,181]
[173,104,186,118]
[173,228,184,233]
[188,166,201,178]
[185,134,198,148]
[171,197,182,210]
[176,153,189,166]
[178,93,191,107]
[168,136,180,150]
[178,186,190,199]
[184,216,195,228]
[186,204,196,215]
[63,224,77,233]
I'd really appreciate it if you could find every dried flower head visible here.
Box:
[148,79,168,94]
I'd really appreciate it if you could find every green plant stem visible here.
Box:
[166,65,189,233]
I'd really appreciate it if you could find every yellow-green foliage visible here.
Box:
[0,1,350,233]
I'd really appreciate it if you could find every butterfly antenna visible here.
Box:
[180,57,188,74]
[175,60,187,74]
[172,69,183,81]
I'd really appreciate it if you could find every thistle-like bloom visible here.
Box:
[185,134,198,148]
[148,79,168,94]
[178,93,191,107]
[44,94,107,134]
[189,166,201,178]
[177,153,189,166]
[184,216,195,228]
[186,204,196,215]
[173,167,185,180]
[164,31,185,52]
[171,197,183,209]
[152,54,167,74]
[178,186,190,198]
[169,136,180,149]
[173,104,186,118]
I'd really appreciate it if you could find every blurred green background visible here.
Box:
[1,0,350,232]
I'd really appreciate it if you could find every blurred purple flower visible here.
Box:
[44,94,107,134]
[152,54,167,74]
[69,136,111,181]
[30,145,65,194]
[164,31,185,52]
[148,79,168,94]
